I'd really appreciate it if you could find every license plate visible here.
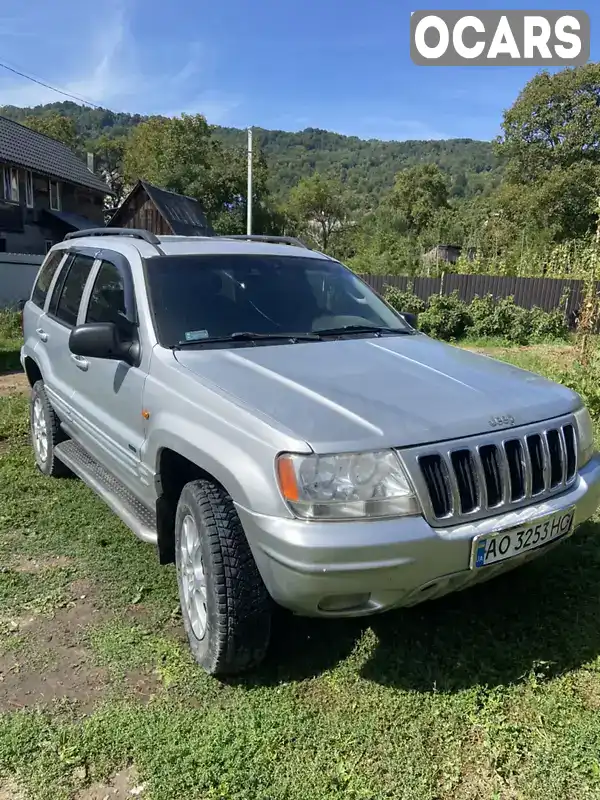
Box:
[471,507,576,569]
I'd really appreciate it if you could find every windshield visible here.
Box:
[144,253,410,347]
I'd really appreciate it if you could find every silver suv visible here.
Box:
[21,228,600,675]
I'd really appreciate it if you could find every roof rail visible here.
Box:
[221,235,311,249]
[64,228,166,255]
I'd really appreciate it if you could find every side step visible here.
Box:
[54,440,158,545]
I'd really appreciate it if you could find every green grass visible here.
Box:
[0,309,23,373]
[3,343,600,799]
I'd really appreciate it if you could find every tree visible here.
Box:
[123,114,274,233]
[389,164,449,236]
[88,133,130,214]
[496,63,600,183]
[287,173,348,251]
[495,163,600,244]
[23,113,78,150]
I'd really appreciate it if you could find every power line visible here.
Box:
[0,60,102,109]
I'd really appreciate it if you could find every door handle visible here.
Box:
[70,354,89,372]
[35,328,48,342]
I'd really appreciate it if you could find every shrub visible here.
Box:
[528,306,569,342]
[383,285,426,315]
[491,297,532,345]
[0,310,22,341]
[419,292,472,341]
[469,294,499,338]
[382,285,569,344]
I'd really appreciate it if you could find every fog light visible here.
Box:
[318,593,371,612]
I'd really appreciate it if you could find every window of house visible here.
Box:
[44,240,54,253]
[3,167,19,203]
[51,253,94,326]
[49,180,61,211]
[0,239,6,253]
[31,250,65,309]
[25,171,34,208]
[86,260,133,337]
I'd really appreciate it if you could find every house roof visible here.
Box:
[0,116,112,195]
[110,180,214,236]
[43,209,99,231]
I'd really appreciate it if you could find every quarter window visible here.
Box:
[31,251,65,309]
[51,253,94,326]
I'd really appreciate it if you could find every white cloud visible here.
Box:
[0,3,239,124]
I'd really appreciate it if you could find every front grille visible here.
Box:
[413,418,578,525]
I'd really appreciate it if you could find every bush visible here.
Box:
[419,292,473,341]
[469,294,499,338]
[491,296,532,345]
[0,310,22,341]
[382,285,569,344]
[529,306,569,342]
[383,285,426,315]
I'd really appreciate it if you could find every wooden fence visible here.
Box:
[359,273,591,323]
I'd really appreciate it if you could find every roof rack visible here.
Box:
[221,235,311,249]
[64,228,166,256]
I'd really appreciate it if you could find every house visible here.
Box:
[422,244,477,266]
[0,116,112,254]
[109,180,214,236]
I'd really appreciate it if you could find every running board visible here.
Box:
[54,440,158,545]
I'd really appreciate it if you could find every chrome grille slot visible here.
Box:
[527,434,545,495]
[504,439,526,501]
[479,444,502,507]
[546,429,563,488]
[402,415,580,526]
[450,449,478,514]
[563,424,576,480]
[419,455,451,518]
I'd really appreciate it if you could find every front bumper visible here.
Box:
[236,454,600,617]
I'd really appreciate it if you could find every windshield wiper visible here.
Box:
[174,331,321,347]
[315,325,412,337]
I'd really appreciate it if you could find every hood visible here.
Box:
[174,335,580,452]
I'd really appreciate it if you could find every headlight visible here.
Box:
[574,406,595,468]
[276,449,419,520]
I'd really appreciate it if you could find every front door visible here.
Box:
[68,254,150,502]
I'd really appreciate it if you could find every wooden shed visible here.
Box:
[109,180,214,237]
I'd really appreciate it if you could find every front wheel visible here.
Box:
[175,479,272,676]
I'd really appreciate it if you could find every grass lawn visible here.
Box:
[2,339,600,799]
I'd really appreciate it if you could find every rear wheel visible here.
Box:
[30,381,70,477]
[175,479,271,675]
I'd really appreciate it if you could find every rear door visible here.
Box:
[21,249,68,391]
[40,252,96,423]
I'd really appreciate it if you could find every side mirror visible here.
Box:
[69,322,128,361]
[401,312,418,330]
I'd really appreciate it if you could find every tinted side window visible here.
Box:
[52,254,95,327]
[31,251,64,309]
[86,261,131,336]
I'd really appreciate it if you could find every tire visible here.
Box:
[175,479,272,676]
[30,380,70,478]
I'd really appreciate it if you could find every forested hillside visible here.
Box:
[3,63,600,281]
[0,101,500,205]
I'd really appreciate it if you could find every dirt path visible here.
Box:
[0,371,28,397]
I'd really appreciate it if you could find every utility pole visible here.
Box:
[246,127,253,235]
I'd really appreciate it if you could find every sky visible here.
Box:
[0,0,597,143]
